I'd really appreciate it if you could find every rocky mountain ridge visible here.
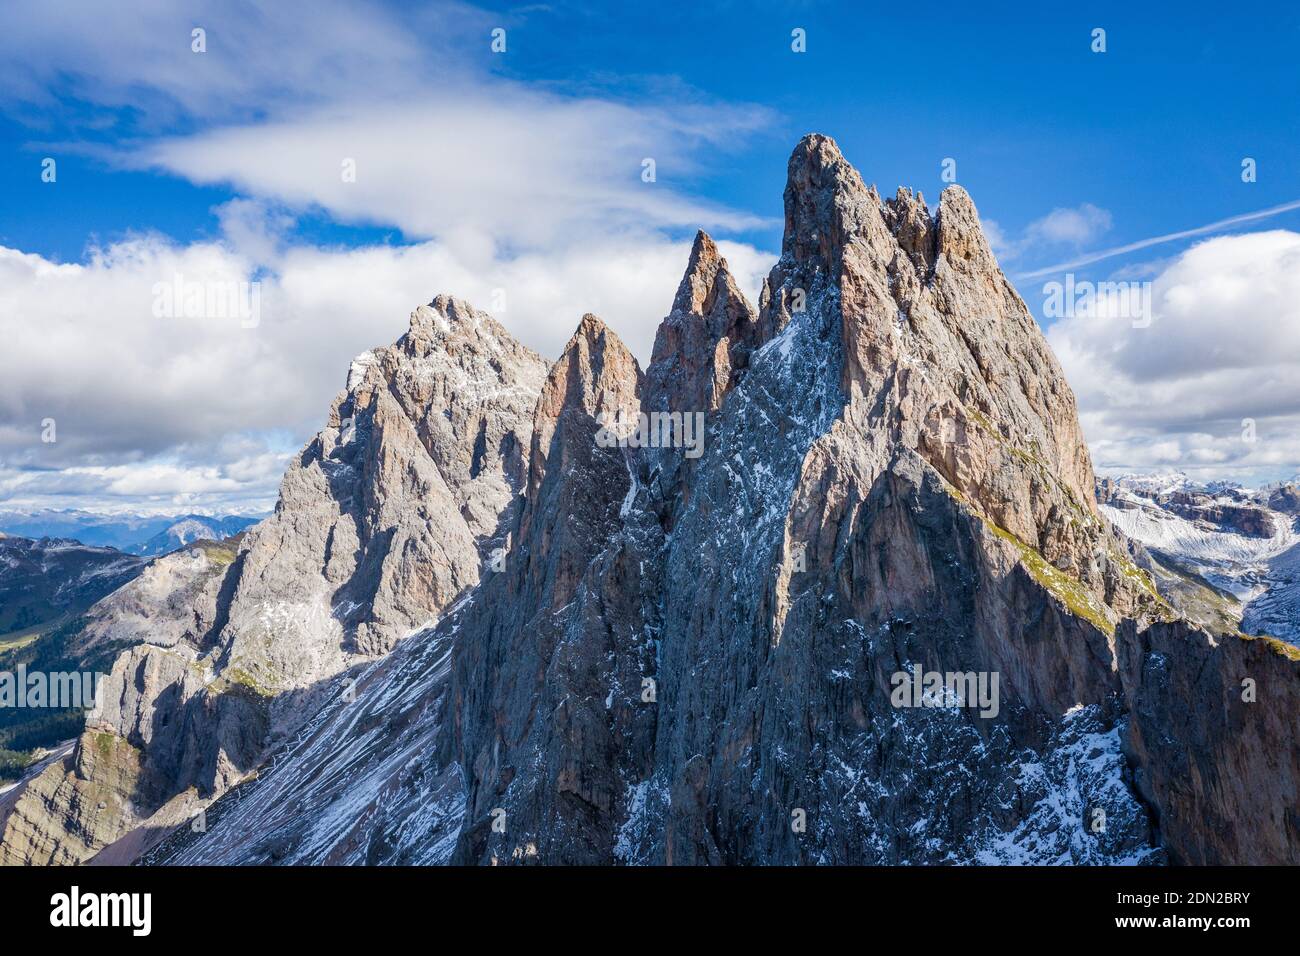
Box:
[4,134,1298,867]
[0,537,146,639]
[0,297,548,864]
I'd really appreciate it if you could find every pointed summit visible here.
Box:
[645,231,760,417]
[96,132,1300,872]
[544,313,641,420]
[519,314,643,602]
[671,231,724,315]
[934,184,996,272]
[526,314,642,503]
[782,133,877,266]
[401,294,515,357]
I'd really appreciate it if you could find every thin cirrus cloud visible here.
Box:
[1016,198,1300,281]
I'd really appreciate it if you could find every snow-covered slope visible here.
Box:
[1099,475,1300,642]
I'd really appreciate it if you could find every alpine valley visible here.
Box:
[2,136,1297,866]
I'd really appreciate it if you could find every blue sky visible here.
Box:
[7,2,1300,271]
[8,2,1300,267]
[2,0,1299,513]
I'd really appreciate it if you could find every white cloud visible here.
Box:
[0,0,782,512]
[2,0,773,254]
[1026,203,1112,246]
[0,225,774,512]
[1048,230,1300,484]
[0,0,481,121]
[1016,198,1300,281]
[138,94,774,252]
[994,203,1114,264]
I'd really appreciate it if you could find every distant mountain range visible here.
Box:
[1098,473,1300,643]
[0,536,146,639]
[0,536,150,783]
[0,511,262,556]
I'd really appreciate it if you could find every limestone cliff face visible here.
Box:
[223,294,547,673]
[0,541,256,865]
[0,297,548,866]
[22,134,1297,868]
[611,135,1165,864]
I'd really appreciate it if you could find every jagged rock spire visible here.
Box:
[645,231,761,417]
[769,132,1101,540]
[22,133,1295,873]
[527,313,642,499]
[670,230,727,315]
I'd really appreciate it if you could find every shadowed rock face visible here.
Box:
[646,231,763,418]
[1116,620,1300,865]
[19,135,1297,868]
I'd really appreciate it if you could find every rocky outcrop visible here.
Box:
[145,314,650,865]
[66,539,239,665]
[1269,483,1300,516]
[221,294,547,673]
[142,134,1201,868]
[645,230,763,417]
[0,296,548,865]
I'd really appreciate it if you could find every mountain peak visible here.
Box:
[781,132,876,270]
[19,133,1297,873]
[573,311,611,343]
[934,184,995,269]
[789,131,847,168]
[403,294,501,349]
[646,230,760,419]
[523,312,642,540]
[539,314,641,423]
[670,230,724,315]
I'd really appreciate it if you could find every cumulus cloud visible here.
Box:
[0,0,781,512]
[1026,203,1112,246]
[1048,230,1300,484]
[0,224,774,512]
